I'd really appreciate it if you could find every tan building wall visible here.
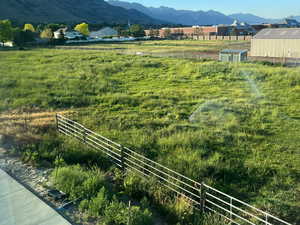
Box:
[251,39,300,58]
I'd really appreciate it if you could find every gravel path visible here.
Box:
[0,148,52,194]
[0,146,82,225]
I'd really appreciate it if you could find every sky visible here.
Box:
[123,0,300,18]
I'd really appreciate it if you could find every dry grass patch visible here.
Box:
[0,109,72,148]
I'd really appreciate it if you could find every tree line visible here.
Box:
[0,20,146,48]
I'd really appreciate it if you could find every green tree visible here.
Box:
[13,28,35,47]
[162,28,171,39]
[36,24,45,33]
[193,27,204,36]
[46,24,61,32]
[0,20,13,46]
[153,29,160,37]
[40,28,53,39]
[148,29,155,37]
[129,24,145,37]
[23,24,35,32]
[115,25,129,36]
[12,28,24,47]
[74,23,90,36]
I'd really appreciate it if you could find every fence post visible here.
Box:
[120,145,125,172]
[201,182,206,213]
[82,128,86,143]
[55,114,59,130]
[230,197,233,224]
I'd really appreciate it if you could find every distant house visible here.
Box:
[90,27,118,39]
[281,19,300,28]
[3,41,14,47]
[53,28,68,39]
[258,19,300,30]
[65,31,84,40]
[53,28,84,40]
[251,28,300,58]
[145,22,255,39]
[229,20,256,35]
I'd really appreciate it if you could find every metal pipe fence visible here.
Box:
[56,114,292,225]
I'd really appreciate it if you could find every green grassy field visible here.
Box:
[0,46,299,224]
[65,39,250,54]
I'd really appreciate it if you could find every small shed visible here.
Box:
[219,49,248,62]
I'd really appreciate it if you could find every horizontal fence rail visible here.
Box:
[56,114,292,225]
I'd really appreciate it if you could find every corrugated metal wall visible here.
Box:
[251,39,300,58]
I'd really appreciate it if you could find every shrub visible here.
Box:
[102,197,153,225]
[102,198,128,225]
[81,187,110,217]
[61,139,111,169]
[79,199,90,212]
[201,213,228,225]
[51,165,106,200]
[123,171,146,198]
[82,168,106,199]
[129,206,153,225]
[52,165,88,199]
[171,196,194,224]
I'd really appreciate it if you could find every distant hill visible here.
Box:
[0,0,163,24]
[229,13,281,24]
[108,0,300,26]
[289,16,300,22]
[107,0,234,25]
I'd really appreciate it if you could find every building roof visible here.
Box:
[54,27,68,34]
[220,49,248,54]
[90,27,118,38]
[283,19,300,26]
[253,28,300,39]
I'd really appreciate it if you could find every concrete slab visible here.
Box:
[0,169,72,225]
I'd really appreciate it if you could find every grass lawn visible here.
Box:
[64,39,251,53]
[0,46,299,224]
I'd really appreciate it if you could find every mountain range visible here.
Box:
[108,0,300,25]
[107,0,234,25]
[0,0,299,26]
[0,0,163,24]
[228,13,280,24]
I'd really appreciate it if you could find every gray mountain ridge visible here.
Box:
[108,0,299,25]
[107,0,234,25]
[0,0,164,24]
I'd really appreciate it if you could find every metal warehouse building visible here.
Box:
[251,28,300,58]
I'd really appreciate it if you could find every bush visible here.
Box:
[52,165,88,199]
[102,197,153,225]
[52,165,106,200]
[102,198,128,225]
[80,187,110,217]
[61,139,111,169]
[171,196,194,224]
[82,168,106,199]
[201,213,227,225]
[129,206,153,225]
[123,171,146,198]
